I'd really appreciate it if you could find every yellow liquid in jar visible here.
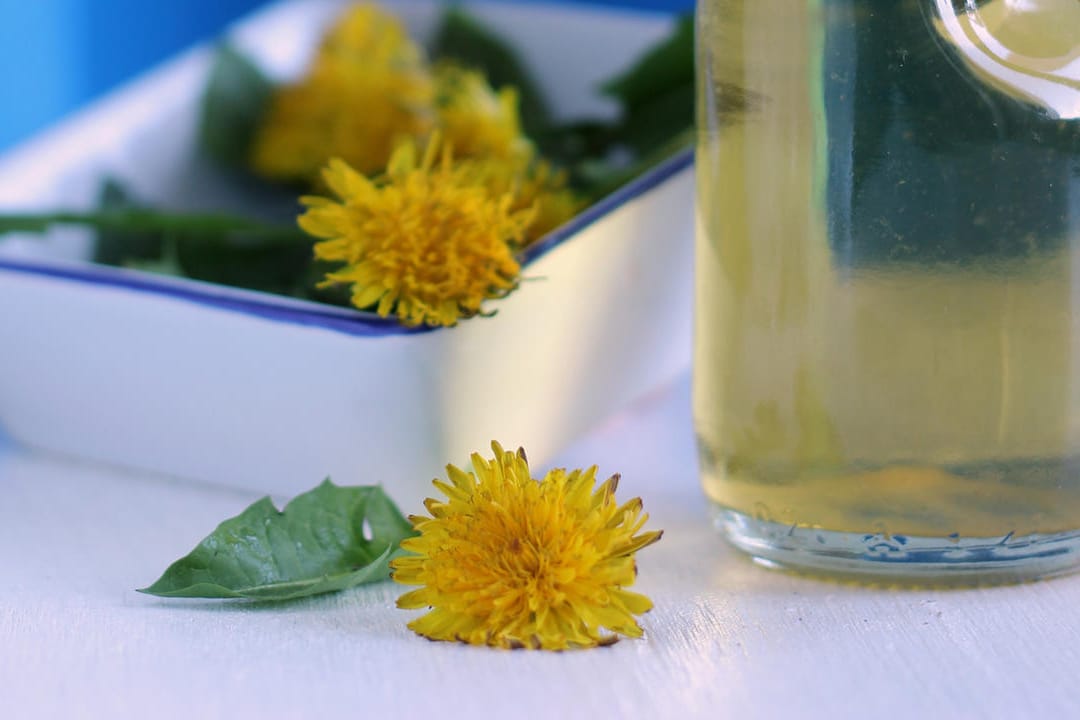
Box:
[694,0,1080,545]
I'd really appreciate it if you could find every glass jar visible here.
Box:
[694,0,1080,582]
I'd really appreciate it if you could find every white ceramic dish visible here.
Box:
[0,0,693,504]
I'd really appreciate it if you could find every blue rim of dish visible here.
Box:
[0,147,693,338]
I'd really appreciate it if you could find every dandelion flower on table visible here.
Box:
[250,3,433,182]
[298,137,534,327]
[391,441,662,650]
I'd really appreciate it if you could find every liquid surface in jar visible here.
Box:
[694,0,1080,538]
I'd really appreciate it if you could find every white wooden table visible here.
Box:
[3,372,1078,719]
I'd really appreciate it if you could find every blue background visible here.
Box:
[0,0,692,153]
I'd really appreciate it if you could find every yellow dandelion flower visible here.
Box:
[431,65,581,242]
[298,137,534,327]
[435,64,534,164]
[316,2,419,65]
[391,441,663,650]
[250,3,433,182]
[525,177,581,241]
[463,156,583,244]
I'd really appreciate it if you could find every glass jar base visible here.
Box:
[713,506,1080,585]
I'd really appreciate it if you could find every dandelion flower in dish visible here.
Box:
[298,137,533,327]
[250,3,433,182]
